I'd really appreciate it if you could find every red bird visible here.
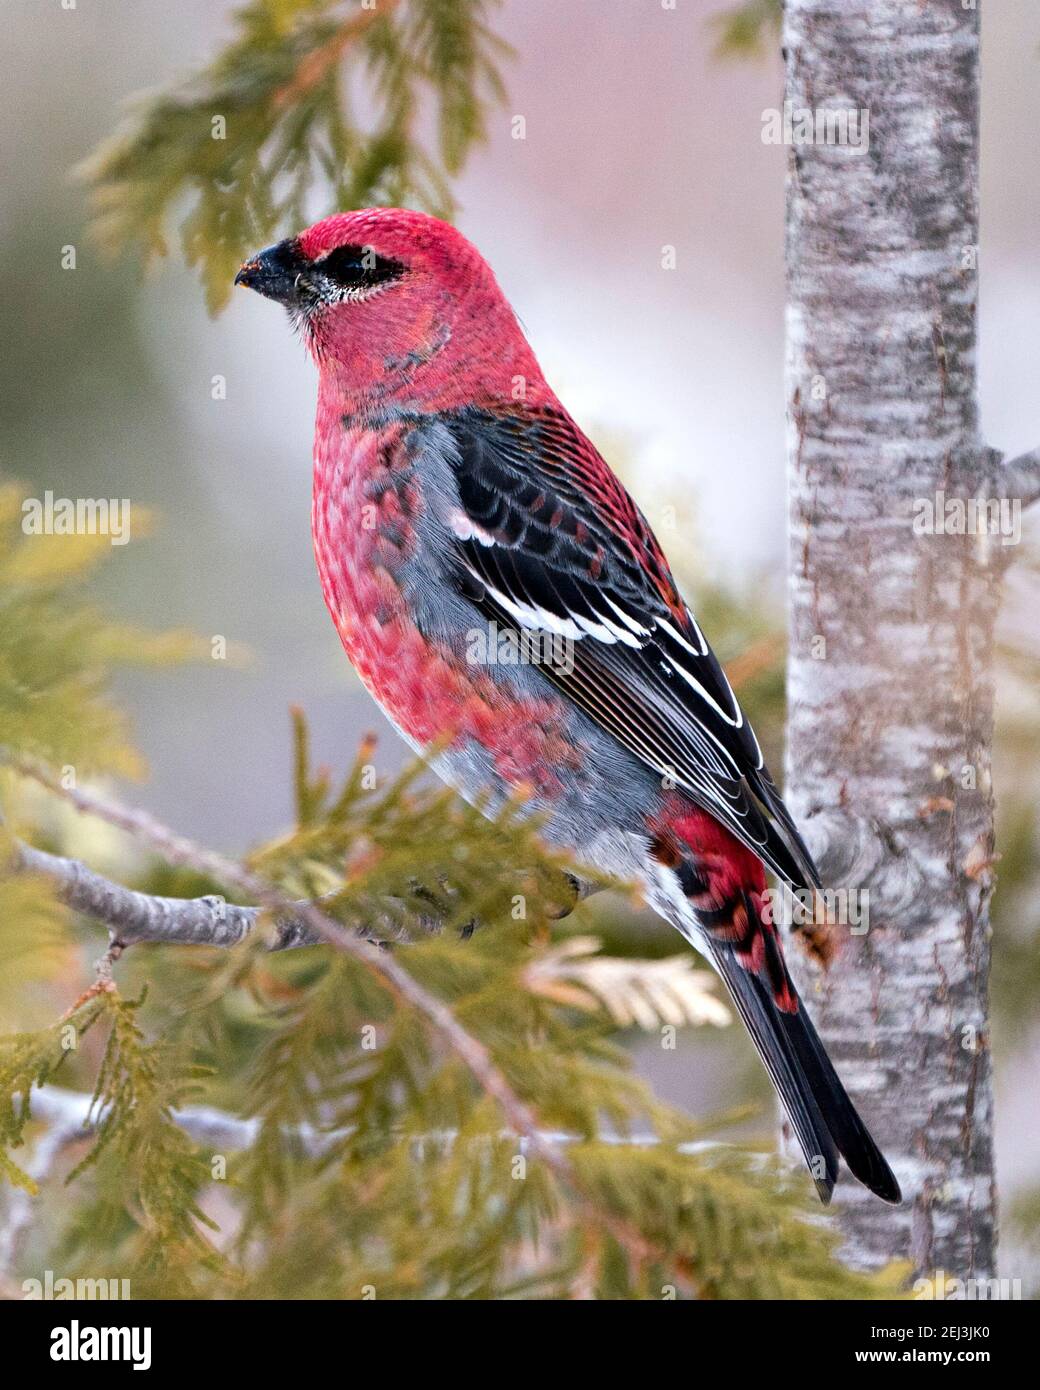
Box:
[236,208,900,1205]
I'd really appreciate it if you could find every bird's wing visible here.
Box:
[435,405,820,893]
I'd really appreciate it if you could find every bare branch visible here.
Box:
[992,444,1040,510]
[11,839,421,951]
[27,1084,269,1155]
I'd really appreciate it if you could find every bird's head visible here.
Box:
[235,208,547,412]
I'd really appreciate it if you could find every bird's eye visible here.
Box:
[317,243,404,293]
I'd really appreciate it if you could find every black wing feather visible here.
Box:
[440,407,820,893]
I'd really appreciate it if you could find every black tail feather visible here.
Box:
[710,944,901,1205]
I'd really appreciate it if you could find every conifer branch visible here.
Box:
[24,1084,732,1163]
[79,0,513,310]
[274,0,402,109]
[1,751,550,1137]
[5,1087,755,1292]
[8,833,598,951]
[711,0,782,59]
[0,751,678,1283]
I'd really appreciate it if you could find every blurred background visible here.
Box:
[2,0,1038,1283]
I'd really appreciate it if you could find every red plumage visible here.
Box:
[236,208,901,1206]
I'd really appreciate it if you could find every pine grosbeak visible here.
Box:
[236,209,899,1204]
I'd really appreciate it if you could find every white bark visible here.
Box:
[780,0,1031,1278]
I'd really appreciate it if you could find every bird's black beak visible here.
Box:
[234,239,308,305]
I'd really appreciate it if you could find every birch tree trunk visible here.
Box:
[779,0,1036,1279]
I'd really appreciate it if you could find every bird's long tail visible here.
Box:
[706,921,900,1204]
[650,811,901,1205]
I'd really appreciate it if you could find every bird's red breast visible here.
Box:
[311,408,581,797]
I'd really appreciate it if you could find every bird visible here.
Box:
[235,207,900,1206]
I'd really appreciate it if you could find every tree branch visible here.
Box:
[0,752,553,1150]
[7,775,907,981]
[274,0,402,109]
[11,839,425,951]
[9,838,597,952]
[22,1084,732,1163]
[11,792,893,970]
[992,444,1040,510]
[0,751,663,1275]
